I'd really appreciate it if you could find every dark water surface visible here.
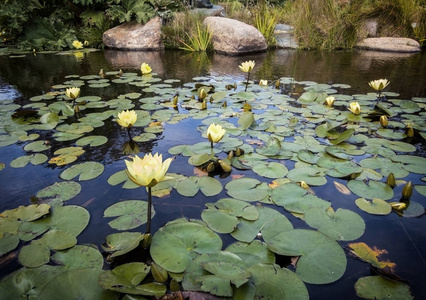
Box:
[0,49,425,299]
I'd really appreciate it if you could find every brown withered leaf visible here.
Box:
[348,242,396,270]
[334,181,351,195]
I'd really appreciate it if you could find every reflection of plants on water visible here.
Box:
[0,58,425,299]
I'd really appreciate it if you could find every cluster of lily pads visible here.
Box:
[0,59,425,299]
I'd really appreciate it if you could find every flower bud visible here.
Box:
[172,95,178,106]
[206,162,215,173]
[402,181,413,199]
[275,80,280,89]
[235,148,244,157]
[325,96,335,106]
[389,202,406,211]
[227,150,234,160]
[406,124,414,137]
[222,101,227,108]
[233,83,237,90]
[380,115,388,127]
[198,88,207,100]
[300,181,309,189]
[219,160,232,173]
[386,173,396,188]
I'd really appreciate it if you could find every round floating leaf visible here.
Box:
[246,263,309,300]
[225,240,275,268]
[104,200,153,230]
[36,181,81,203]
[391,155,426,175]
[176,177,199,197]
[287,167,327,186]
[197,176,223,197]
[60,161,104,181]
[395,200,425,218]
[2,204,50,222]
[0,265,65,299]
[102,232,145,258]
[76,135,108,147]
[347,180,394,200]
[51,245,104,269]
[355,276,413,300]
[355,198,391,215]
[18,240,50,267]
[252,162,288,178]
[304,207,365,241]
[10,154,48,168]
[98,262,166,296]
[0,135,19,147]
[150,221,222,273]
[225,178,269,202]
[232,206,293,243]
[39,268,118,300]
[266,229,347,284]
[201,198,259,233]
[23,140,51,152]
[0,233,20,256]
[107,170,139,189]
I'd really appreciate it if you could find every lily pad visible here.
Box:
[304,207,365,241]
[225,178,269,202]
[51,245,104,270]
[60,161,104,181]
[0,233,20,256]
[266,229,347,284]
[225,240,275,268]
[36,181,81,204]
[150,220,222,273]
[347,180,394,200]
[355,198,392,215]
[355,276,413,300]
[252,162,288,178]
[287,166,327,186]
[75,135,108,147]
[102,232,145,258]
[10,154,48,167]
[104,200,153,230]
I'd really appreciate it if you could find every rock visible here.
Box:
[192,5,225,17]
[275,24,299,49]
[103,17,163,50]
[356,37,420,53]
[203,17,267,55]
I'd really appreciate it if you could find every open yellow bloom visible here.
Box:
[125,153,173,187]
[239,60,255,73]
[117,110,138,128]
[65,87,80,99]
[369,79,390,91]
[325,96,335,106]
[349,102,361,115]
[259,80,268,86]
[207,123,226,143]
[72,40,83,49]
[141,62,152,75]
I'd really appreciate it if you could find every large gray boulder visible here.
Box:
[356,37,420,53]
[103,17,163,50]
[203,17,267,55]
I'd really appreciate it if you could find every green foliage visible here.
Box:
[254,6,277,48]
[179,22,212,52]
[106,0,156,24]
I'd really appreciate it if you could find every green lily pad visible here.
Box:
[23,140,51,152]
[98,262,166,296]
[225,240,275,268]
[232,206,293,243]
[347,180,394,200]
[391,155,426,175]
[287,166,327,186]
[225,178,269,201]
[51,245,104,269]
[355,198,392,215]
[201,198,259,233]
[104,200,153,230]
[0,233,20,256]
[176,176,222,197]
[10,154,48,168]
[355,276,413,300]
[36,181,81,204]
[107,170,139,189]
[271,183,330,214]
[102,232,145,258]
[238,111,255,130]
[39,268,119,300]
[304,207,365,241]
[60,161,104,181]
[244,263,309,300]
[267,229,347,284]
[252,162,288,178]
[395,200,425,218]
[2,204,51,222]
[150,220,222,273]
[75,135,108,147]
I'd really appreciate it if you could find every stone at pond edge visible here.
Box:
[103,17,164,50]
[203,17,267,55]
[355,37,420,53]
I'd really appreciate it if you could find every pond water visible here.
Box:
[0,49,425,299]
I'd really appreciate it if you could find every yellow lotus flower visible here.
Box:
[380,115,388,127]
[125,153,173,187]
[72,40,83,49]
[369,79,390,91]
[207,123,226,144]
[259,80,268,86]
[325,96,335,106]
[65,87,80,99]
[239,60,255,73]
[117,110,138,128]
[141,62,152,75]
[349,102,361,115]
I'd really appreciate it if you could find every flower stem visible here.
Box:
[245,71,251,92]
[146,186,152,234]
[210,141,214,148]
[127,127,132,140]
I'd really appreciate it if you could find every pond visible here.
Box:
[0,48,425,299]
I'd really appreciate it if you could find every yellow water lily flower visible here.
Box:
[369,79,390,91]
[349,102,361,115]
[65,87,80,99]
[389,202,406,211]
[117,110,138,128]
[141,62,152,75]
[207,123,226,144]
[259,80,268,86]
[72,40,83,49]
[239,60,255,73]
[325,96,335,106]
[125,153,173,187]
